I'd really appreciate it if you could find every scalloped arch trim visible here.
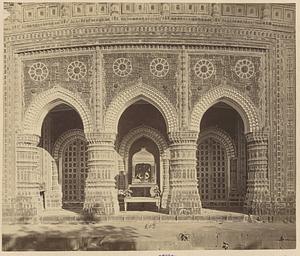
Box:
[52,129,86,160]
[23,86,93,136]
[118,125,168,158]
[199,127,237,158]
[104,84,178,133]
[190,86,259,133]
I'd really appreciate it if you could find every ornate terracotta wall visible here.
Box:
[3,3,295,221]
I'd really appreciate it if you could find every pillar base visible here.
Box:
[15,195,41,221]
[83,185,119,216]
[168,187,202,215]
[161,189,170,209]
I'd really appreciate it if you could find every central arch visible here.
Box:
[104,84,179,133]
[190,86,260,133]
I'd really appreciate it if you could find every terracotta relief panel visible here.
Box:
[102,52,178,108]
[190,53,263,107]
[23,54,93,108]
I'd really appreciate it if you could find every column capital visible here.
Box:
[245,131,268,144]
[168,131,198,144]
[85,132,116,145]
[17,134,40,146]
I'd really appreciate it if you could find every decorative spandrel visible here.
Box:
[132,148,156,184]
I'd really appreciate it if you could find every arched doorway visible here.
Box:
[197,102,246,210]
[116,99,169,212]
[198,137,228,205]
[52,129,88,210]
[39,104,87,212]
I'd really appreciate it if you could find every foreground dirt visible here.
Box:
[2,221,296,251]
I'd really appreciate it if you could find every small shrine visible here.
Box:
[123,147,161,211]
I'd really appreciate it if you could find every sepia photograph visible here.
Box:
[1,1,298,255]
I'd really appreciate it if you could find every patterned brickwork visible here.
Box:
[23,54,93,109]
[5,3,294,29]
[2,43,17,220]
[190,54,262,107]
[103,51,178,109]
[283,45,296,197]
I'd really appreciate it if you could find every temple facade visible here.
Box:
[3,2,296,223]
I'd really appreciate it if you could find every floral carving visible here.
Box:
[113,58,132,77]
[235,59,255,79]
[67,61,87,80]
[150,58,169,77]
[28,62,49,82]
[194,59,214,79]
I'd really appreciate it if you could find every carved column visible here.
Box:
[84,132,119,215]
[168,131,202,215]
[16,134,42,219]
[161,150,170,209]
[244,131,271,215]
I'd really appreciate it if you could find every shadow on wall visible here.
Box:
[2,225,150,251]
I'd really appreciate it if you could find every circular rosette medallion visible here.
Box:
[194,59,215,79]
[28,62,49,82]
[150,58,169,77]
[235,59,255,79]
[113,58,132,77]
[67,61,87,81]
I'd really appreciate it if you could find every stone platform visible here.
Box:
[36,208,248,224]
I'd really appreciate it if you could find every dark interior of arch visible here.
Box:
[200,102,245,137]
[117,99,168,141]
[39,103,84,153]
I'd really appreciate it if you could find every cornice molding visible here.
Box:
[4,3,295,33]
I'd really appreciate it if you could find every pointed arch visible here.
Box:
[190,86,260,133]
[52,129,86,160]
[23,86,93,136]
[198,127,237,159]
[104,84,178,133]
[118,125,168,159]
